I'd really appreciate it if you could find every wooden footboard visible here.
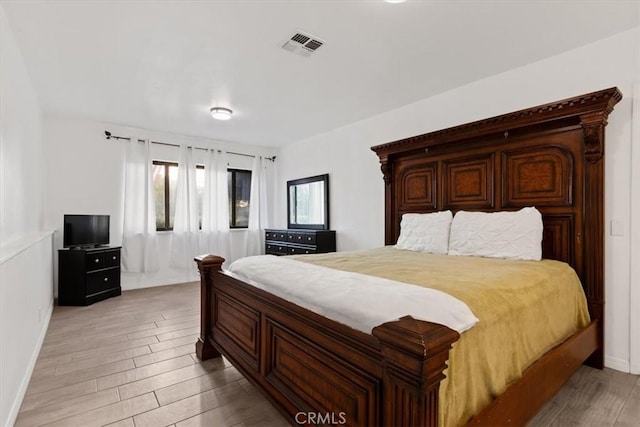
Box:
[194,255,460,427]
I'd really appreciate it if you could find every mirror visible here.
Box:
[287,174,329,230]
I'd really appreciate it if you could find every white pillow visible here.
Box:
[395,211,453,254]
[448,207,543,261]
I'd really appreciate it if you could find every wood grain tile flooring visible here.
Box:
[16,282,639,426]
[17,283,289,427]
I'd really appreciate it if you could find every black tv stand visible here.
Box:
[58,246,121,305]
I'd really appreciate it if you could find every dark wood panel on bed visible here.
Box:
[265,319,380,426]
[196,87,621,426]
[400,162,437,210]
[214,292,260,370]
[443,153,495,209]
[502,146,573,207]
[542,215,574,266]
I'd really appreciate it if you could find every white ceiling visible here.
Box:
[3,0,639,147]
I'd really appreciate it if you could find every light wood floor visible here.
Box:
[16,282,639,427]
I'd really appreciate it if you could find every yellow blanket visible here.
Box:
[292,247,590,427]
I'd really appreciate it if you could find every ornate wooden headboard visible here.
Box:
[371,87,621,367]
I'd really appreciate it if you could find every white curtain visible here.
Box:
[122,139,159,273]
[200,149,230,258]
[246,156,270,256]
[170,145,200,268]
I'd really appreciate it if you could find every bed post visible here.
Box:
[378,154,396,246]
[577,89,621,368]
[372,316,459,427]
[194,255,224,361]
[580,111,609,369]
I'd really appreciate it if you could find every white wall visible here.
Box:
[276,28,640,372]
[0,6,53,427]
[0,10,44,242]
[43,115,278,291]
[0,235,53,427]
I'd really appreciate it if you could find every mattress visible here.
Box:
[291,246,591,427]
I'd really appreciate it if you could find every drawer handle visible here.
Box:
[112,256,117,260]
[308,237,312,241]
[291,249,295,253]
[95,258,100,263]
[104,277,108,282]
[298,236,302,239]
[305,251,309,254]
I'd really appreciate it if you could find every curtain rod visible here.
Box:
[104,130,276,161]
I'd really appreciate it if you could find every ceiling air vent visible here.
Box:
[282,31,325,57]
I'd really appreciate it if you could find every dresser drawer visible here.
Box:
[287,246,316,255]
[266,243,288,256]
[86,268,120,296]
[288,232,316,245]
[265,231,278,240]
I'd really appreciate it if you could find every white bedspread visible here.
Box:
[228,255,478,334]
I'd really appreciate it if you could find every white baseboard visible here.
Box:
[604,355,630,373]
[4,298,53,427]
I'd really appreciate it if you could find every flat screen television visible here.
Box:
[63,214,110,248]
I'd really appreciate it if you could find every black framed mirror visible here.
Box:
[287,174,329,230]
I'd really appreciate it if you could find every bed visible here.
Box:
[194,87,621,426]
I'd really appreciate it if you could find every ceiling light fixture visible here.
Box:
[210,107,233,120]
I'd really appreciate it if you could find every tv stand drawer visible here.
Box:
[103,249,120,268]
[85,253,104,270]
[86,268,120,296]
[84,248,120,271]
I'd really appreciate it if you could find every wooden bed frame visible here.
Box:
[195,88,621,426]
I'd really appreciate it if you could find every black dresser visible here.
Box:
[58,246,122,305]
[265,229,336,256]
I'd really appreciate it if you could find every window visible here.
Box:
[228,169,252,228]
[152,162,251,230]
[152,161,204,231]
[152,161,176,231]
